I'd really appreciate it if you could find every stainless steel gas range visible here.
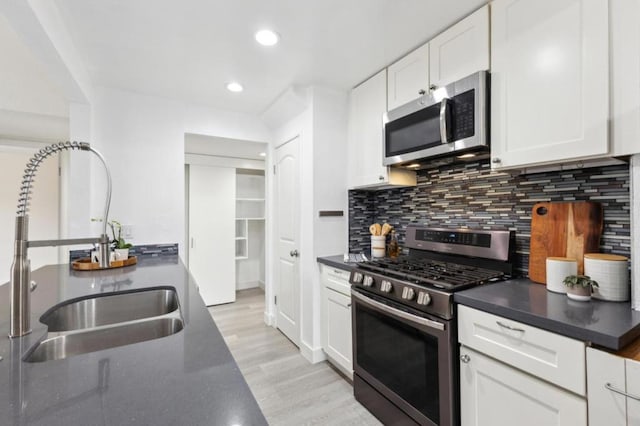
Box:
[350,226,515,426]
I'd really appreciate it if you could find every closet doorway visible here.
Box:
[185,134,267,306]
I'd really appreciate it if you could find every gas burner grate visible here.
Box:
[357,257,504,289]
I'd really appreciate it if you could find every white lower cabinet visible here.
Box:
[460,346,587,426]
[587,347,640,426]
[458,306,587,426]
[320,264,353,378]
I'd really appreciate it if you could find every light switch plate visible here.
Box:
[122,225,133,239]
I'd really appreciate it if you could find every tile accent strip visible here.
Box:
[69,243,179,262]
[349,160,630,276]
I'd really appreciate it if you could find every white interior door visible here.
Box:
[274,137,300,345]
[0,148,59,284]
[188,165,235,306]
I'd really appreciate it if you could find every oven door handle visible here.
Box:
[351,289,445,331]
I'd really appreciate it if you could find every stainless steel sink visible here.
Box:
[25,317,184,363]
[41,288,179,332]
[24,287,184,363]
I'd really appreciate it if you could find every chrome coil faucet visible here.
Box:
[9,142,113,338]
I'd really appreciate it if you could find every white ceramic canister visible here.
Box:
[584,253,629,302]
[546,257,578,294]
[371,235,386,258]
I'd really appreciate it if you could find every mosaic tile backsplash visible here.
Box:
[69,243,179,261]
[349,160,631,276]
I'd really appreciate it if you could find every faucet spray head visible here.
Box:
[17,141,90,217]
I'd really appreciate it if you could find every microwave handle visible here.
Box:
[440,98,451,144]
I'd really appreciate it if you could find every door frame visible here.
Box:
[266,134,302,339]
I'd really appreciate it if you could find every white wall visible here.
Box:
[88,87,186,253]
[0,14,68,118]
[266,86,348,363]
[309,87,349,356]
[267,90,313,353]
[66,88,272,262]
[311,88,349,255]
[184,104,270,143]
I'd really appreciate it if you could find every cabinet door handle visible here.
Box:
[605,383,640,401]
[496,321,525,333]
[460,354,470,363]
[418,89,426,95]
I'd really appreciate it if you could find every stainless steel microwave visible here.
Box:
[383,70,489,167]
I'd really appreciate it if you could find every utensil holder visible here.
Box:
[371,236,386,258]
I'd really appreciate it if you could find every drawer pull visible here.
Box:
[333,269,346,275]
[496,321,525,333]
[605,383,640,401]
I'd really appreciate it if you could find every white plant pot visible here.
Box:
[114,248,130,260]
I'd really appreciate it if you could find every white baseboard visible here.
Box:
[300,341,327,364]
[236,280,260,290]
[263,311,274,326]
[258,280,265,290]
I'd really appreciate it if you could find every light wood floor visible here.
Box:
[209,288,381,426]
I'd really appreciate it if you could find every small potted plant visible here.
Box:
[563,275,599,302]
[109,220,132,260]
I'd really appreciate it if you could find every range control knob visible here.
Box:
[401,287,415,301]
[351,272,364,284]
[380,280,393,293]
[363,275,374,287]
[417,291,432,306]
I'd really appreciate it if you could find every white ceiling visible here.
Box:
[53,0,486,114]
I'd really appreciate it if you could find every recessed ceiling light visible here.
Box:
[406,163,421,169]
[226,82,243,92]
[255,29,280,46]
[457,153,476,159]
[259,152,266,157]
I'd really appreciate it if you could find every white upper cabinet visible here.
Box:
[387,6,490,112]
[610,0,640,156]
[387,43,430,111]
[348,69,416,189]
[429,5,490,89]
[490,0,609,170]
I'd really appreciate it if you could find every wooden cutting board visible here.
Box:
[529,202,603,284]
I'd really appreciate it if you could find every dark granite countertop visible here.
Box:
[0,257,266,426]
[455,278,640,351]
[317,255,359,271]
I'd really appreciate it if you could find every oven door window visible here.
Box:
[355,302,440,423]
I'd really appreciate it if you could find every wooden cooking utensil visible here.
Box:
[381,223,392,236]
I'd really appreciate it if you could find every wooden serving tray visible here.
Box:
[72,256,137,271]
